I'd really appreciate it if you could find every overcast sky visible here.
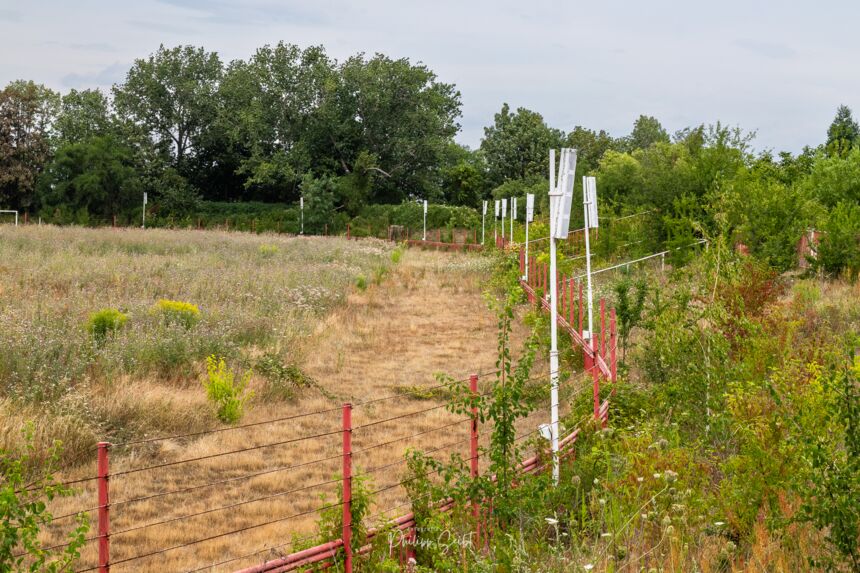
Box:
[1,0,857,153]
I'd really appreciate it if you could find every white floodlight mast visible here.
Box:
[423,200,428,241]
[482,200,487,245]
[548,147,577,486]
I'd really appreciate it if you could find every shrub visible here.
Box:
[258,244,279,258]
[203,355,252,424]
[153,299,200,329]
[355,275,367,291]
[86,308,128,341]
[390,248,402,264]
[256,354,318,401]
[1,427,90,570]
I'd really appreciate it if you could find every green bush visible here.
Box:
[203,355,253,424]
[355,275,367,291]
[258,244,279,258]
[390,248,402,264]
[86,308,128,341]
[153,299,200,329]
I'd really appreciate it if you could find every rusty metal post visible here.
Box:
[469,374,480,547]
[578,281,584,337]
[97,442,110,573]
[342,404,353,573]
[347,223,351,240]
[592,336,600,419]
[600,298,606,358]
[568,279,574,326]
[610,307,617,386]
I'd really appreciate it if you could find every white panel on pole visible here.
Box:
[551,149,577,239]
[501,198,507,217]
[526,193,535,223]
[494,200,500,218]
[423,200,428,214]
[482,200,488,215]
[587,177,599,229]
[512,197,517,220]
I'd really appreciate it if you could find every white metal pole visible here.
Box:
[501,201,505,239]
[15,212,18,226]
[142,192,147,229]
[481,201,486,245]
[423,200,427,241]
[300,197,304,235]
[548,150,560,486]
[510,198,514,240]
[583,177,594,341]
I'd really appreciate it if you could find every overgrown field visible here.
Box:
[0,225,394,462]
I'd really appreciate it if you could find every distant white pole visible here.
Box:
[142,192,147,229]
[300,196,304,235]
[422,200,428,241]
[524,193,534,280]
[501,199,506,239]
[509,197,513,240]
[494,200,499,242]
[583,176,594,341]
[482,200,487,245]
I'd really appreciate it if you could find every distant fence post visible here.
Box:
[97,442,111,573]
[610,308,617,386]
[342,403,353,573]
[469,374,480,547]
[347,223,351,240]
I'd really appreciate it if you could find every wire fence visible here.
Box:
[26,249,617,573]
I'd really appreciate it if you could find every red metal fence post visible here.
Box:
[610,308,617,387]
[578,282,584,337]
[568,280,574,326]
[97,442,110,573]
[600,298,606,358]
[347,223,351,240]
[469,374,480,548]
[342,404,353,573]
[592,336,600,419]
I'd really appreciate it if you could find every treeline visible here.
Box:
[0,43,858,276]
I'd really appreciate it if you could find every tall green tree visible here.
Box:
[826,104,859,157]
[0,81,60,210]
[566,126,616,175]
[623,114,669,151]
[113,45,223,173]
[480,103,563,189]
[54,89,111,145]
[38,135,141,223]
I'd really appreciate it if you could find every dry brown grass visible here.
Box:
[41,247,535,572]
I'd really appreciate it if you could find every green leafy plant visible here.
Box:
[355,275,367,291]
[1,427,90,572]
[390,248,402,264]
[203,355,253,423]
[86,308,128,341]
[613,274,648,363]
[153,299,200,329]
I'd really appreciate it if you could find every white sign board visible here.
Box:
[300,197,304,209]
[586,177,599,228]
[423,200,428,214]
[494,200,500,217]
[551,148,577,239]
[526,193,535,222]
[483,200,488,215]
[502,198,507,218]
[143,192,148,205]
[512,197,517,220]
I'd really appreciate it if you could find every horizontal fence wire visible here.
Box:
[110,477,342,538]
[356,434,473,479]
[352,401,453,431]
[75,499,347,572]
[352,369,497,408]
[112,405,345,448]
[186,530,323,573]
[111,428,342,478]
[352,416,472,457]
